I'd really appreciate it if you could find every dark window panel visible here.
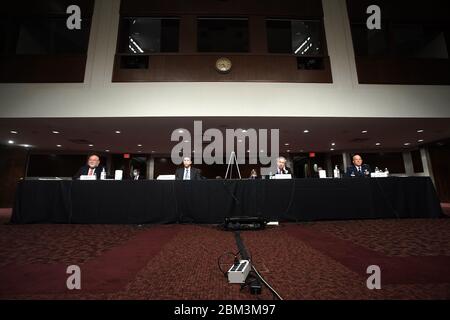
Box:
[118,18,179,54]
[351,22,448,59]
[161,19,180,52]
[52,18,90,54]
[391,24,448,59]
[197,18,249,52]
[291,20,323,56]
[266,19,324,56]
[15,17,90,55]
[16,19,52,54]
[351,24,389,56]
[266,20,291,53]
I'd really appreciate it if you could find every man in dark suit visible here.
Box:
[131,168,145,180]
[175,156,202,180]
[275,156,292,175]
[346,154,371,178]
[73,154,105,179]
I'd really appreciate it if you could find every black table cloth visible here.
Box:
[11,177,443,224]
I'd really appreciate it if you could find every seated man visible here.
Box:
[346,154,371,178]
[131,168,145,180]
[275,156,292,175]
[175,156,202,180]
[73,154,105,179]
[249,169,259,179]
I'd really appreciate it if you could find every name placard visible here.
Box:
[80,175,96,181]
[272,174,292,180]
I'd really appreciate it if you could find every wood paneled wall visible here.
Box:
[113,0,331,82]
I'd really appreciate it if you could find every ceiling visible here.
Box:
[1,117,449,155]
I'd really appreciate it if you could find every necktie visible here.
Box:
[88,168,93,176]
[184,169,189,180]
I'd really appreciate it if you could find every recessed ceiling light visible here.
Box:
[247,150,250,153]
[303,129,309,133]
[178,130,184,134]
[242,130,248,133]
[260,150,264,153]
[138,151,142,153]
[331,142,336,146]
[418,139,424,143]
[404,142,411,146]
[184,140,190,143]
[10,130,18,134]
[89,144,94,147]
[137,144,142,147]
[284,143,290,146]
[287,150,291,152]
[105,150,110,152]
[361,130,368,134]
[56,145,62,148]
[151,151,155,153]
[330,148,335,151]
[52,130,60,134]
[375,142,381,146]
[115,130,121,134]
[8,140,14,144]
[238,139,243,143]
[23,144,30,148]
[417,129,424,133]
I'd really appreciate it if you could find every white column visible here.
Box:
[402,151,414,176]
[148,156,155,180]
[322,0,359,87]
[84,0,120,86]
[325,155,333,176]
[420,147,435,184]
[342,152,351,171]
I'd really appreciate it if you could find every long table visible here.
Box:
[11,177,443,224]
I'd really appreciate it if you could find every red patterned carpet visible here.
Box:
[0,213,449,300]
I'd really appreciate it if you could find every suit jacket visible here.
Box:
[345,164,371,178]
[73,165,105,180]
[130,175,146,180]
[274,167,292,175]
[175,167,202,180]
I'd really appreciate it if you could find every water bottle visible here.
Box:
[375,167,379,173]
[333,165,340,178]
[100,168,106,180]
[384,168,389,177]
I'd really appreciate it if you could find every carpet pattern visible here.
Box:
[300,219,450,257]
[0,217,449,300]
[0,224,142,267]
